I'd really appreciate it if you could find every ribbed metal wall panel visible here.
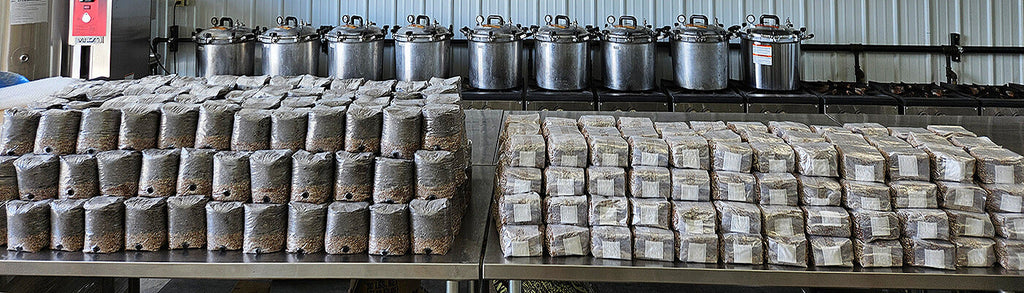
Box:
[157,0,1024,85]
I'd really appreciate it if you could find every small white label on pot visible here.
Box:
[513,179,531,193]
[557,179,574,196]
[728,183,746,201]
[954,189,974,207]
[821,211,844,226]
[821,246,842,266]
[642,181,660,197]
[944,158,964,180]
[908,190,928,208]
[1002,195,1023,212]
[862,197,882,210]
[686,219,704,234]
[967,248,987,266]
[596,179,614,196]
[873,247,893,267]
[641,152,659,166]
[603,241,621,259]
[919,222,938,238]
[735,243,753,264]
[769,189,787,205]
[776,218,794,236]
[924,249,945,268]
[640,205,658,225]
[812,159,830,176]
[511,240,530,257]
[599,207,617,225]
[966,217,985,236]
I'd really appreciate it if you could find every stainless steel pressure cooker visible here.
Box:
[600,15,664,91]
[258,16,320,76]
[669,15,731,91]
[735,14,813,91]
[324,15,387,80]
[461,15,530,90]
[194,17,255,77]
[393,15,453,82]
[533,15,595,91]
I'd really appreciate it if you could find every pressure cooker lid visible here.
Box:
[393,15,452,42]
[601,15,658,43]
[742,14,804,43]
[534,15,592,43]
[325,15,385,42]
[195,17,255,44]
[461,15,527,42]
[258,16,318,43]
[670,15,730,43]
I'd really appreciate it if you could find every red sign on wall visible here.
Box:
[71,0,107,37]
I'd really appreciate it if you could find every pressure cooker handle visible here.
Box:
[486,15,505,26]
[689,15,709,26]
[214,17,234,28]
[409,15,431,26]
[277,16,299,27]
[552,15,571,27]
[349,15,364,27]
[459,26,472,37]
[759,14,780,27]
[617,15,638,27]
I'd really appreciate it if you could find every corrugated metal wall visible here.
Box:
[155,0,1024,85]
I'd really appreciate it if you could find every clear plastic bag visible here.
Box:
[720,233,764,264]
[809,236,853,267]
[325,201,369,254]
[124,197,167,251]
[497,167,543,196]
[766,235,808,267]
[878,146,930,182]
[969,147,1024,184]
[627,137,670,167]
[854,239,902,267]
[334,151,374,202]
[7,199,51,252]
[586,166,625,197]
[0,156,16,201]
[1,108,41,155]
[589,225,631,260]
[946,210,995,238]
[991,212,1024,240]
[369,203,410,256]
[889,180,938,209]
[589,196,629,227]
[711,171,755,203]
[118,104,161,150]
[158,103,199,149]
[850,210,899,242]
[343,104,383,154]
[305,106,346,153]
[996,238,1024,271]
[628,166,670,199]
[676,233,718,263]
[924,145,977,181]
[630,198,671,229]
[380,106,422,159]
[270,108,309,151]
[544,195,588,226]
[34,109,81,155]
[841,179,892,211]
[49,199,86,251]
[768,121,810,135]
[755,172,798,206]
[499,225,543,257]
[896,209,950,240]
[760,205,804,238]
[422,103,466,152]
[671,201,716,234]
[836,144,885,182]
[689,121,727,134]
[83,196,125,253]
[177,148,216,196]
[701,129,742,143]
[288,151,334,204]
[710,141,752,172]
[415,150,462,200]
[782,131,826,144]
[981,183,1024,213]
[749,142,795,173]
[499,135,546,168]
[792,142,838,177]
[138,149,180,197]
[587,135,628,167]
[547,134,588,168]
[927,125,976,137]
[371,157,413,204]
[95,150,141,197]
[802,206,850,237]
[497,192,542,226]
[76,108,121,154]
[543,224,588,257]
[287,202,327,254]
[235,75,269,90]
[58,154,98,199]
[901,238,956,270]
[410,198,458,255]
[206,201,244,251]
[238,150,288,204]
[212,151,252,202]
[195,101,241,150]
[231,109,271,151]
[167,195,208,249]
[632,227,675,262]
[243,203,287,254]
[952,237,996,267]
[715,201,762,234]
[14,154,59,200]
[670,169,710,201]
[665,135,709,170]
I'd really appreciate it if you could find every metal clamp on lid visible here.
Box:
[324,15,387,43]
[258,16,319,44]
[392,15,453,43]
[533,15,595,43]
[194,16,255,45]
[600,15,665,44]
[460,15,530,43]
[669,14,731,43]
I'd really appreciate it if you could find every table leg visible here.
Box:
[126,278,140,293]
[508,280,522,293]
[446,280,459,293]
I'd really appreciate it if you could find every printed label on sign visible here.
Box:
[862,197,882,210]
[769,189,787,205]
[821,211,844,226]
[728,183,746,201]
[641,152,659,166]
[688,243,707,262]
[873,247,892,267]
[924,249,945,268]
[732,216,750,233]
[560,206,577,224]
[642,181,660,197]
[735,243,753,264]
[752,43,773,66]
[908,190,928,208]
[686,219,704,234]
[898,155,919,177]
[602,154,619,166]
[513,204,531,222]
[954,189,974,207]
[778,244,797,264]
[855,165,874,181]
[919,222,938,238]
[944,158,964,180]
[562,155,578,167]
[777,218,794,236]
[812,159,830,176]
[871,216,890,237]
[680,184,699,201]
[519,151,535,167]
[513,179,531,193]
[681,149,699,168]
[557,179,574,196]
[966,217,985,236]
[641,205,658,225]
[995,165,1015,183]
[564,236,583,255]
[603,241,621,259]
[724,152,742,171]
[769,159,786,173]
[1002,196,1023,212]
[645,240,664,260]
[822,246,842,266]
[10,0,48,25]
[967,248,987,266]
[596,180,614,196]
[512,240,530,256]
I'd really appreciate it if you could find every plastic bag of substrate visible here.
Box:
[711,171,755,203]
[95,150,141,197]
[946,210,995,238]
[167,195,208,249]
[701,129,742,143]
[247,150,290,203]
[991,212,1024,240]
[157,103,199,149]
[0,156,16,201]
[850,210,900,242]
[118,104,160,150]
[324,201,369,254]
[743,131,785,144]
[755,172,798,206]
[585,166,624,197]
[546,134,587,168]
[195,101,241,150]
[720,233,764,264]
[952,237,996,267]
[791,142,838,177]
[927,125,976,137]
[76,108,121,154]
[969,147,1024,184]
[206,201,244,251]
[545,125,584,137]
[342,104,383,154]
[632,227,675,262]
[981,183,1024,213]
[710,141,752,173]
[809,236,853,267]
[629,197,670,229]
[230,109,271,151]
[627,137,669,167]
[906,132,953,148]
[543,224,589,257]
[499,225,544,257]
[766,235,808,267]
[714,201,761,234]
[334,151,374,202]
[802,206,851,237]
[291,154,339,204]
[629,166,670,199]
[781,131,826,144]
[504,114,539,128]
[878,146,930,182]
[616,116,654,129]
[889,180,938,209]
[760,205,804,238]
[287,202,327,254]
[797,176,841,207]
[543,117,576,131]
[7,199,51,252]
[242,203,286,254]
[410,198,458,255]
[497,167,542,196]
[671,201,716,234]
[676,233,718,263]
[836,144,885,183]
[576,115,614,128]
[581,126,621,138]
[901,238,956,270]
[305,106,346,153]
[748,142,794,174]
[589,196,629,227]
[58,154,98,199]
[33,109,81,155]
[586,135,627,167]
[669,169,710,202]
[1,108,41,155]
[369,203,410,256]
[138,149,179,197]
[499,135,546,168]
[853,239,902,267]
[14,154,59,201]
[49,199,86,251]
[124,197,167,251]
[270,108,308,151]
[767,121,810,134]
[544,196,588,226]
[175,148,215,196]
[415,150,462,200]
[497,192,542,226]
[590,226,631,260]
[369,157,412,204]
[823,132,868,146]
[996,238,1024,271]
[83,196,124,253]
[841,179,892,211]
[381,106,422,159]
[896,209,950,241]
[210,150,250,201]
[950,135,1000,150]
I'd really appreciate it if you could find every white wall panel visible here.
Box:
[158,0,1024,85]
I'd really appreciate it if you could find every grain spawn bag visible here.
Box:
[371,157,413,204]
[628,137,670,167]
[49,199,86,251]
[582,126,623,138]
[850,210,899,242]
[497,167,543,196]
[711,171,755,203]
[325,201,369,254]
[809,236,853,267]
[587,135,628,167]
[7,199,51,252]
[996,238,1024,270]
[544,195,588,226]
[410,198,457,255]
[726,121,764,133]
[212,151,252,202]
[836,144,885,183]
[803,206,850,237]
[231,109,271,151]
[248,150,290,203]
[118,104,161,150]
[902,238,956,270]
[381,106,422,159]
[766,235,808,267]
[823,132,868,146]
[854,239,903,267]
[670,169,710,201]
[591,226,632,260]
[907,132,953,148]
[270,108,309,151]
[138,149,180,197]
[589,196,629,227]
[499,225,544,257]
[632,227,675,262]
[953,237,996,267]
[58,154,98,199]
[982,183,1024,213]
[878,146,930,182]
[887,126,929,139]
[629,166,670,199]
[305,106,346,153]
[946,210,995,238]
[242,203,287,254]
[14,154,59,200]
[158,103,199,149]
[927,125,976,137]
[415,150,462,200]
[83,196,124,253]
[547,134,588,168]
[34,109,81,155]
[586,166,626,197]
[206,201,244,251]
[577,115,615,128]
[500,135,546,168]
[797,175,841,206]
[950,135,1000,150]
[689,121,727,134]
[176,148,216,196]
[76,108,121,154]
[287,202,327,254]
[677,233,718,263]
[889,180,938,209]
[1,108,41,155]
[671,201,716,234]
[970,147,1024,184]
[0,156,17,201]
[630,197,671,229]
[991,212,1024,240]
[95,150,141,197]
[792,142,839,177]
[702,129,742,143]
[497,192,542,226]
[841,179,892,211]
[749,142,795,173]
[935,181,986,213]
[291,150,334,204]
[760,205,804,238]
[334,151,374,202]
[896,209,950,240]
[843,122,887,136]
[124,197,167,251]
[545,224,589,257]
[781,131,826,144]
[720,233,764,264]
[710,141,752,172]
[715,201,761,234]
[344,104,383,154]
[755,172,798,206]
[369,203,410,256]
[195,101,241,150]
[167,195,208,249]
[768,121,810,135]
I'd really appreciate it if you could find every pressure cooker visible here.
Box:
[194,17,255,77]
[324,15,387,80]
[735,14,813,91]
[392,15,453,81]
[600,15,664,91]
[258,16,320,76]
[533,15,595,91]
[461,15,529,90]
[669,15,731,91]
